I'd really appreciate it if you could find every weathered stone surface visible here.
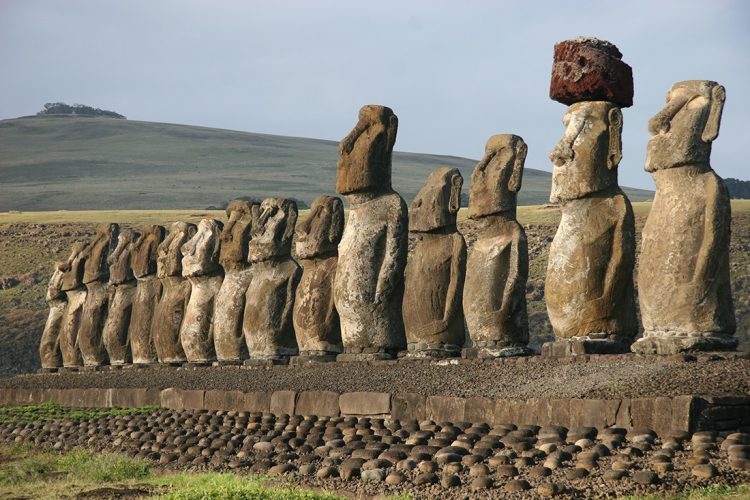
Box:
[180,219,223,363]
[545,101,636,349]
[464,135,531,355]
[160,388,204,410]
[339,392,391,416]
[427,396,466,423]
[153,222,196,363]
[244,199,301,359]
[57,243,87,367]
[129,276,162,364]
[270,390,297,416]
[102,229,138,365]
[550,37,633,107]
[392,393,427,422]
[404,168,466,355]
[130,225,165,279]
[634,80,736,354]
[335,105,408,358]
[39,261,66,369]
[296,391,340,417]
[78,223,118,366]
[293,196,344,355]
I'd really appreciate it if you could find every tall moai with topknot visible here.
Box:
[213,200,259,364]
[243,198,301,364]
[293,195,345,363]
[543,37,637,356]
[463,135,532,357]
[333,105,409,361]
[58,243,86,368]
[78,223,119,366]
[153,222,196,364]
[39,260,67,371]
[102,228,139,365]
[128,225,166,365]
[403,167,466,358]
[632,81,736,354]
[180,218,224,364]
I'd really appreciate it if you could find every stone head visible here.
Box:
[646,80,725,172]
[131,225,166,278]
[469,135,527,218]
[157,222,197,278]
[295,195,344,259]
[82,222,119,284]
[411,167,463,231]
[219,199,259,269]
[107,228,138,284]
[59,242,87,292]
[549,101,623,203]
[336,104,398,195]
[181,218,223,277]
[249,198,298,262]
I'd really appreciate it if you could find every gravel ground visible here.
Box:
[2,408,749,499]
[2,353,749,399]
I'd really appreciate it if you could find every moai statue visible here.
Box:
[243,198,301,364]
[292,195,344,363]
[402,168,466,358]
[633,81,736,354]
[333,104,409,360]
[128,225,166,364]
[153,222,196,364]
[102,228,139,365]
[180,218,223,364]
[58,242,86,368]
[39,261,66,371]
[543,38,637,356]
[463,135,532,357]
[78,223,119,367]
[213,200,259,364]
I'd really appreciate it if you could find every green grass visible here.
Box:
[0,401,158,424]
[0,115,654,210]
[0,445,342,499]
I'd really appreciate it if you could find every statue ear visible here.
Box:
[702,85,725,143]
[328,198,344,244]
[386,114,399,154]
[607,107,623,170]
[508,140,527,193]
[448,173,463,214]
[211,221,223,263]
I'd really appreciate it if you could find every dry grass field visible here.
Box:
[0,201,747,376]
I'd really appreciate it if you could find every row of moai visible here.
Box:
[38,37,736,370]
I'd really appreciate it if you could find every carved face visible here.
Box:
[131,225,165,278]
[249,198,298,262]
[108,228,138,284]
[411,167,463,231]
[336,104,398,195]
[469,135,526,218]
[549,101,622,203]
[219,200,259,268]
[82,222,119,284]
[645,80,725,172]
[59,242,86,292]
[295,195,344,259]
[157,222,197,278]
[181,219,223,277]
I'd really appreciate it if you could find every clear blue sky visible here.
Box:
[1,0,748,189]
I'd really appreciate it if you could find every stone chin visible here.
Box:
[549,161,618,204]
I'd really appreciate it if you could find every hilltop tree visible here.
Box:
[37,102,125,119]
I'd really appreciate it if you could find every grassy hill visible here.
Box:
[0,115,654,211]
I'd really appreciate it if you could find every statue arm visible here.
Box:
[282,265,302,333]
[375,208,407,304]
[443,233,466,324]
[497,229,528,320]
[693,176,730,292]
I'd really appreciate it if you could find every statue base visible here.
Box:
[462,345,535,359]
[403,343,461,359]
[542,337,631,357]
[79,365,108,372]
[243,356,291,366]
[182,361,213,368]
[212,360,244,367]
[336,350,399,362]
[125,363,162,369]
[290,352,339,365]
[37,367,59,374]
[631,334,738,355]
[60,366,81,373]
